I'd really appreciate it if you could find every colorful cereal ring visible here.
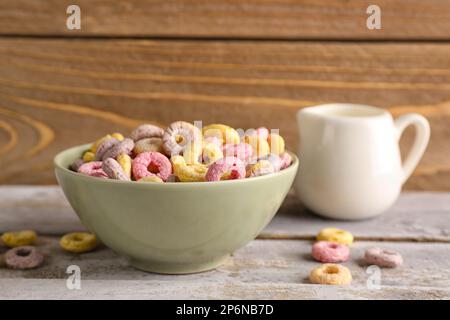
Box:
[102,158,131,181]
[309,264,352,285]
[1,230,37,248]
[130,124,164,141]
[364,247,403,268]
[60,232,98,253]
[5,246,44,269]
[163,121,202,156]
[171,155,207,182]
[78,161,108,178]
[205,157,246,181]
[132,151,172,181]
[312,241,350,263]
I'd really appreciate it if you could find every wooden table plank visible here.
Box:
[1,0,450,40]
[1,39,450,188]
[1,238,449,299]
[1,186,449,241]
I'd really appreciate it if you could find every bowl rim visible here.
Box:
[54,143,299,187]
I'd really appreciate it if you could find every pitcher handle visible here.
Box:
[394,113,430,184]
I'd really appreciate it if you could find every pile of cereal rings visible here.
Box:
[0,230,97,270]
[309,228,403,285]
[70,122,293,182]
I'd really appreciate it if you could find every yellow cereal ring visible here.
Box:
[309,264,352,285]
[317,228,354,245]
[1,230,37,248]
[90,134,112,153]
[183,142,203,165]
[171,155,207,182]
[202,142,223,165]
[82,151,95,162]
[117,154,132,179]
[268,133,285,155]
[244,135,270,158]
[111,133,124,141]
[138,176,164,183]
[203,124,240,145]
[60,232,98,253]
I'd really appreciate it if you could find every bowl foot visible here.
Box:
[130,255,231,275]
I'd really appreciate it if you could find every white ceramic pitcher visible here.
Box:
[296,103,430,220]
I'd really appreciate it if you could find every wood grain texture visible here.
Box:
[1,238,449,299]
[1,186,449,242]
[0,39,450,188]
[1,0,450,40]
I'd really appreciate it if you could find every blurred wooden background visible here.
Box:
[0,0,449,189]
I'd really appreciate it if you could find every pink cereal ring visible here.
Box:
[132,151,172,181]
[78,161,108,178]
[102,158,130,181]
[280,152,292,169]
[205,157,246,181]
[312,241,350,263]
[222,143,253,161]
[364,247,403,268]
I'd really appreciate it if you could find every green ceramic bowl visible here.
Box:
[54,144,299,274]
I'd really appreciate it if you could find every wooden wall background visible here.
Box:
[0,0,449,189]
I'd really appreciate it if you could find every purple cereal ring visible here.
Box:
[280,152,292,169]
[312,241,350,263]
[5,246,44,269]
[102,138,134,160]
[364,247,403,268]
[70,159,84,172]
[222,143,253,161]
[130,124,164,142]
[102,158,131,181]
[78,161,108,178]
[162,121,202,156]
[205,157,246,181]
[132,151,172,181]
[95,138,119,160]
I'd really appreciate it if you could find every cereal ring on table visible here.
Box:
[102,138,134,161]
[1,230,37,248]
[202,142,223,165]
[163,121,202,156]
[117,154,132,179]
[133,137,164,154]
[171,155,207,182]
[60,232,98,253]
[206,157,246,181]
[222,143,253,161]
[130,124,164,142]
[70,159,84,172]
[138,176,164,183]
[244,135,270,159]
[364,247,403,268]
[95,137,119,160]
[317,228,353,245]
[312,241,350,263]
[83,151,95,162]
[203,124,240,145]
[102,158,131,181]
[78,161,108,178]
[246,160,274,178]
[132,151,172,181]
[279,152,292,169]
[5,246,44,269]
[309,264,352,285]
[268,133,285,155]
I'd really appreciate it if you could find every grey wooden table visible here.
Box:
[0,186,449,299]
